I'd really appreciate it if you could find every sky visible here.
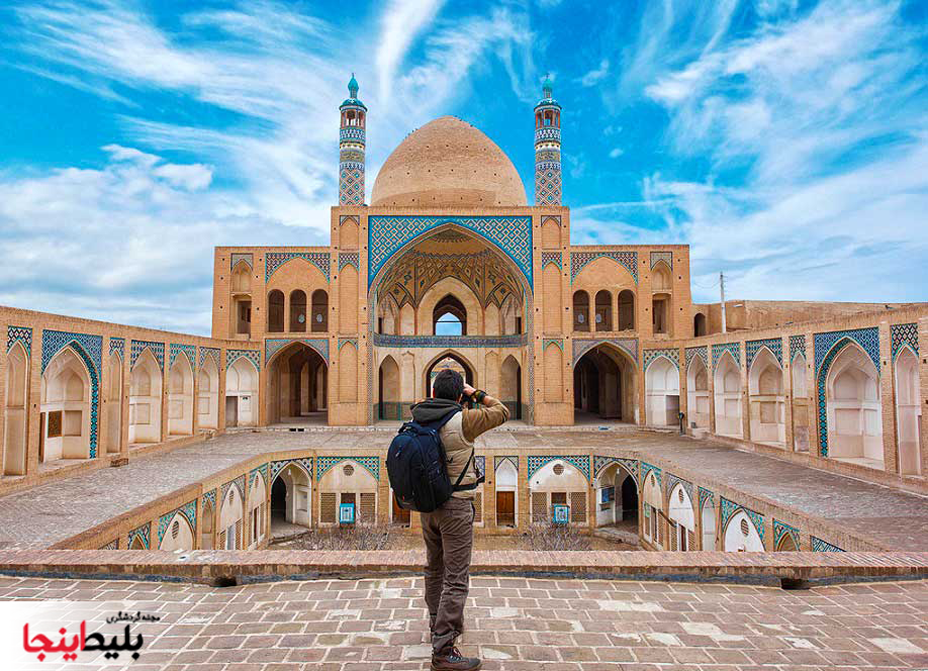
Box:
[0,0,926,335]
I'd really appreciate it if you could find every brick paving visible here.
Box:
[0,427,926,549]
[2,574,927,670]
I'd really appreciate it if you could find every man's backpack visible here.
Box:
[386,412,477,513]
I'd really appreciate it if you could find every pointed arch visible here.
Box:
[823,341,882,467]
[198,355,220,429]
[645,355,680,427]
[247,471,268,547]
[226,357,258,427]
[3,342,29,475]
[271,462,312,530]
[894,345,922,475]
[168,351,194,436]
[424,350,476,396]
[748,347,785,446]
[723,509,764,552]
[686,355,709,429]
[200,499,215,549]
[714,351,742,438]
[500,354,522,420]
[574,342,637,423]
[159,511,195,552]
[378,354,400,420]
[667,482,695,551]
[106,351,123,454]
[130,348,162,444]
[41,345,92,461]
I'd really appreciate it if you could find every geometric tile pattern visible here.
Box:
[109,337,124,360]
[270,457,313,483]
[202,488,217,511]
[265,252,331,283]
[127,522,150,550]
[698,486,714,511]
[570,251,638,283]
[773,519,800,550]
[593,455,620,479]
[248,463,269,489]
[664,472,694,506]
[41,329,102,459]
[813,327,880,374]
[811,536,845,552]
[685,346,708,369]
[7,325,32,354]
[712,342,741,368]
[890,322,918,359]
[99,538,119,550]
[373,333,526,349]
[316,456,380,481]
[541,251,562,270]
[338,338,358,351]
[617,458,640,483]
[815,329,881,458]
[169,343,197,370]
[572,338,638,365]
[720,497,765,543]
[789,334,806,362]
[494,456,518,473]
[368,216,533,289]
[746,338,782,368]
[339,157,364,206]
[221,474,247,505]
[542,338,563,351]
[640,461,661,488]
[534,154,562,206]
[131,339,164,368]
[198,346,221,372]
[338,252,360,272]
[643,347,679,372]
[650,251,672,269]
[226,349,261,371]
[526,455,591,482]
[157,499,197,544]
[475,455,486,479]
[265,338,329,365]
[230,252,253,270]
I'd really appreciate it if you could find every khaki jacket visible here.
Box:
[440,396,510,499]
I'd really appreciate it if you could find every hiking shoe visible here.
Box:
[430,646,481,670]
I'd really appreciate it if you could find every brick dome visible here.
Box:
[371,116,527,207]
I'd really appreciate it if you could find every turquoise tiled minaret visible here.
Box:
[339,74,367,205]
[534,75,562,205]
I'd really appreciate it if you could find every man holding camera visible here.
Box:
[410,369,510,671]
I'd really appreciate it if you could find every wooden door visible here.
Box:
[496,491,515,527]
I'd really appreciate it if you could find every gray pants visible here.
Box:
[420,496,475,655]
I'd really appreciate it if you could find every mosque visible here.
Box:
[0,76,925,553]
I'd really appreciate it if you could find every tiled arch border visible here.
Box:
[41,330,102,459]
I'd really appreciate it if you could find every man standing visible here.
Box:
[410,369,510,671]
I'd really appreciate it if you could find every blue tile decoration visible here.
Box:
[664,472,694,504]
[266,338,329,365]
[338,337,358,351]
[338,252,360,272]
[643,348,679,372]
[157,499,197,543]
[131,339,164,368]
[542,338,563,351]
[650,251,672,269]
[99,538,119,550]
[109,337,124,360]
[541,215,561,228]
[773,519,800,550]
[526,455,591,482]
[494,456,518,473]
[813,327,879,373]
[685,346,708,369]
[618,458,640,482]
[270,457,313,483]
[373,333,526,349]
[698,486,714,511]
[570,250,638,284]
[720,497,765,543]
[202,488,217,511]
[746,338,782,368]
[890,323,918,359]
[541,251,562,270]
[316,456,380,481]
[249,463,269,489]
[789,334,806,362]
[640,461,661,487]
[573,338,638,365]
[230,252,253,270]
[814,328,881,458]
[712,342,741,368]
[7,325,32,355]
[475,455,486,479]
[198,346,221,371]
[41,329,102,459]
[368,216,533,289]
[811,536,844,552]
[265,252,331,282]
[593,455,618,479]
[127,522,150,550]
[227,348,261,371]
[169,343,197,370]
[221,474,247,505]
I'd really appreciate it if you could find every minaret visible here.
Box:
[339,74,367,205]
[534,74,562,206]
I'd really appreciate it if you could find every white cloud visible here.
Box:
[580,59,609,87]
[376,0,446,100]
[608,147,624,158]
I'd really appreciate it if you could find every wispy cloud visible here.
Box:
[376,0,445,100]
[579,59,609,86]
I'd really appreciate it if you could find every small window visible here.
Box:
[171,520,180,539]
[740,519,750,536]
[553,463,564,476]
[343,464,354,477]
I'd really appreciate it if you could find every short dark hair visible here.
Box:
[432,369,464,401]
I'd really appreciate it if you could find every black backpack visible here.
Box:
[386,412,479,513]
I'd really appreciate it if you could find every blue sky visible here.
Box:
[1,0,926,335]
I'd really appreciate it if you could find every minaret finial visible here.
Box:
[339,73,366,205]
[534,71,561,205]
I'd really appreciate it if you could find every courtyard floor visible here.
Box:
[0,427,926,549]
[1,574,927,670]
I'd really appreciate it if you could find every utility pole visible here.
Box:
[720,272,727,334]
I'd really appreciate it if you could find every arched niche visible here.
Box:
[500,355,522,420]
[158,511,194,552]
[495,459,518,527]
[894,347,922,476]
[267,290,285,333]
[667,483,695,551]
[825,342,882,468]
[573,343,637,423]
[130,348,162,445]
[168,352,194,437]
[266,343,326,425]
[417,278,481,335]
[723,510,764,552]
[378,355,400,420]
[748,348,785,446]
[247,472,267,548]
[642,471,663,547]
[41,346,92,461]
[106,352,123,454]
[226,357,258,427]
[289,289,307,332]
[197,356,220,429]
[617,290,635,331]
[3,343,29,475]
[219,485,244,549]
[713,352,742,438]
[645,356,680,427]
[572,290,590,332]
[593,461,638,530]
[311,289,329,332]
[319,459,378,525]
[424,351,475,397]
[686,356,709,429]
[200,500,214,549]
[595,290,613,331]
[701,498,716,550]
[271,462,312,532]
[694,312,707,336]
[529,459,588,525]
[432,294,467,335]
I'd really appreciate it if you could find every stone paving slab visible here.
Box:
[0,428,926,549]
[1,574,927,670]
